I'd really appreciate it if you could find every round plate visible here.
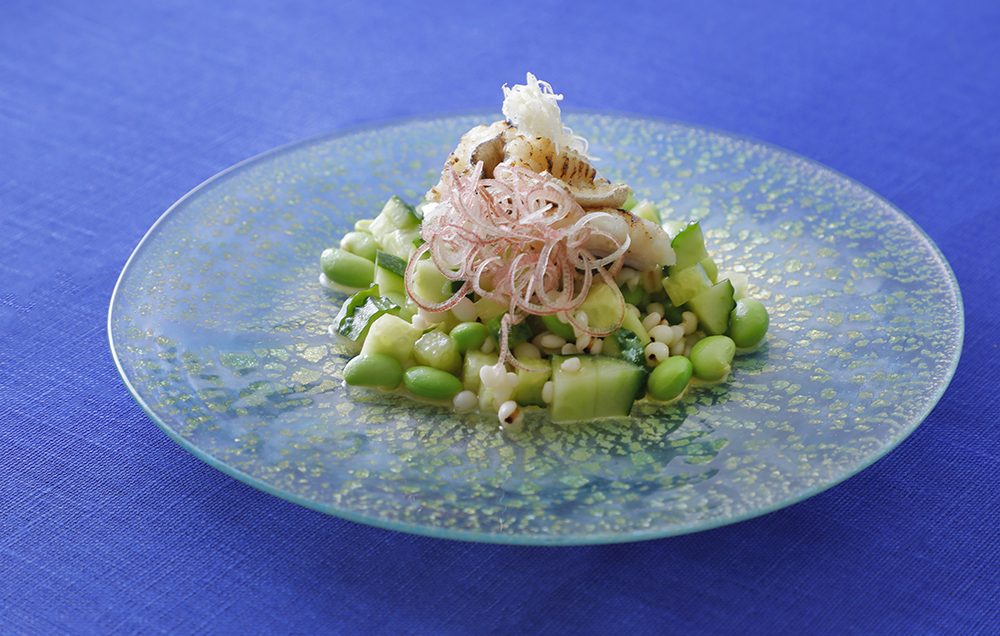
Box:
[109,114,963,544]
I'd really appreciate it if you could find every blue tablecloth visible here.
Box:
[2,2,997,633]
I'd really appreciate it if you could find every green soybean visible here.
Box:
[413,331,462,374]
[450,322,489,353]
[729,299,769,348]
[321,247,374,288]
[647,356,693,401]
[541,314,576,340]
[340,231,377,262]
[689,335,737,382]
[343,353,403,389]
[404,366,463,400]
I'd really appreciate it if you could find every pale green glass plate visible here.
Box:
[108,114,963,544]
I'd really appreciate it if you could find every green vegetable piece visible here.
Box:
[472,297,505,322]
[374,266,405,297]
[621,305,650,346]
[404,366,463,401]
[360,314,422,365]
[660,298,684,324]
[549,356,644,423]
[622,193,638,211]
[662,263,712,306]
[369,195,420,239]
[333,284,400,343]
[374,250,407,277]
[647,356,692,401]
[631,200,662,225]
[579,282,625,332]
[514,358,551,407]
[411,259,452,304]
[541,314,576,340]
[343,353,403,389]
[321,248,375,289]
[687,279,736,336]
[729,299,769,348]
[379,227,422,260]
[670,221,710,270]
[689,335,736,382]
[462,351,498,392]
[700,256,719,284]
[611,329,647,368]
[450,322,489,353]
[413,331,461,374]
[486,316,532,349]
[354,219,373,232]
[340,231,377,262]
[621,284,647,307]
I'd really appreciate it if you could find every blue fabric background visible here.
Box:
[2,1,997,633]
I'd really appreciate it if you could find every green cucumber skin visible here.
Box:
[375,250,407,277]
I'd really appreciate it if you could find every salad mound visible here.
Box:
[321,73,769,429]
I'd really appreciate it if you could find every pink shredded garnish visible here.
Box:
[404,162,628,367]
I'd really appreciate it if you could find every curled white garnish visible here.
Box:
[501,72,589,158]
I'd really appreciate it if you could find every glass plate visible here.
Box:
[109,114,963,544]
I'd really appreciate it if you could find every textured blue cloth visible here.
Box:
[2,1,998,633]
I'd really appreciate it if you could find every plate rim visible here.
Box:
[107,111,965,545]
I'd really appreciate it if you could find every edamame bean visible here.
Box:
[413,331,462,374]
[404,366,463,400]
[647,355,693,401]
[343,353,403,389]
[450,322,489,353]
[541,314,576,341]
[728,299,769,348]
[321,247,374,288]
[339,231,377,262]
[689,335,736,382]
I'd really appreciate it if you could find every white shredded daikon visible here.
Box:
[501,72,590,158]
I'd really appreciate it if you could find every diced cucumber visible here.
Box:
[631,200,661,225]
[662,219,687,238]
[474,298,506,322]
[662,263,712,306]
[410,259,452,304]
[622,193,638,211]
[541,314,576,340]
[700,257,719,284]
[413,331,461,374]
[686,279,736,336]
[332,285,400,345]
[375,250,407,277]
[514,358,551,407]
[549,356,644,422]
[579,282,625,333]
[369,196,420,238]
[485,316,532,349]
[379,227,422,260]
[462,351,498,393]
[374,266,405,298]
[622,304,650,346]
[360,314,422,365]
[670,222,710,270]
